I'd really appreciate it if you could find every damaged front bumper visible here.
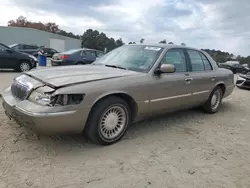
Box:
[1,88,90,135]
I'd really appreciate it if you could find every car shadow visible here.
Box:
[0,69,16,72]
[18,101,234,153]
[3,99,236,157]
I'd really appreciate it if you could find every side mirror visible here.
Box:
[154,64,176,74]
[6,49,13,53]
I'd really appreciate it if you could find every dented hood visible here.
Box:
[24,65,137,88]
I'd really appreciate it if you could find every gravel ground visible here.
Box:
[0,76,250,188]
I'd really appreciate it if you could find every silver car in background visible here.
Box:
[2,44,235,145]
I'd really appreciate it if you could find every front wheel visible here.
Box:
[84,96,131,145]
[202,87,223,113]
[17,61,31,72]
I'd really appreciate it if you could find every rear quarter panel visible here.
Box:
[213,68,235,97]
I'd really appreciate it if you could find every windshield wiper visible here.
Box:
[105,64,127,70]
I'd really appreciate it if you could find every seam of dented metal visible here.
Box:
[15,106,76,117]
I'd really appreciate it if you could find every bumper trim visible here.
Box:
[15,106,76,117]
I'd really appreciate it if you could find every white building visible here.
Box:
[0,26,81,52]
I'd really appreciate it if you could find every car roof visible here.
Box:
[127,43,201,51]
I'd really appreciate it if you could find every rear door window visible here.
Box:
[186,49,205,72]
[96,51,105,57]
[23,45,38,50]
[199,52,213,70]
[82,50,96,57]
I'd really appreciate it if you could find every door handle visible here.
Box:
[211,76,216,81]
[185,78,193,82]
[185,78,193,84]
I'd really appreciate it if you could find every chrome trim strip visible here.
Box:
[149,93,192,103]
[227,84,235,87]
[193,90,209,95]
[15,106,76,117]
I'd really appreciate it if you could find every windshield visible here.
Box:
[93,45,163,72]
[8,44,18,48]
[0,43,10,51]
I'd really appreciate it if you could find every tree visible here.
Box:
[140,38,145,43]
[8,16,28,27]
[115,38,124,47]
[8,16,80,39]
[44,22,59,33]
[159,39,166,44]
[81,29,100,49]
[181,42,186,46]
[168,42,174,44]
[81,29,124,51]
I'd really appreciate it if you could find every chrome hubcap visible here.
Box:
[211,90,221,110]
[100,105,127,140]
[20,63,30,72]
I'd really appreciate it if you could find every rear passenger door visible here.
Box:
[81,50,97,63]
[185,49,215,104]
[95,51,105,59]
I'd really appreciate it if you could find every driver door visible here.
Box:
[149,48,192,114]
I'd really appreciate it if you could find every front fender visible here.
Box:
[92,90,133,106]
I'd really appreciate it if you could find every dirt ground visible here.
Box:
[0,86,250,188]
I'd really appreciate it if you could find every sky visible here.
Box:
[0,0,250,56]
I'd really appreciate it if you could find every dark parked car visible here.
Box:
[33,47,59,58]
[219,63,249,74]
[0,43,37,72]
[236,72,250,89]
[9,43,42,55]
[51,48,105,66]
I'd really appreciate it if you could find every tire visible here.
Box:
[202,86,223,113]
[17,61,31,72]
[84,96,132,145]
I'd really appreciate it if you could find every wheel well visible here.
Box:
[75,61,85,65]
[18,59,31,65]
[217,83,226,96]
[91,93,138,122]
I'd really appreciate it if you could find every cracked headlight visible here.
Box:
[29,91,84,106]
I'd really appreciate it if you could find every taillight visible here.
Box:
[59,55,69,59]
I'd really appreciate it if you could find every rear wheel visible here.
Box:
[17,61,31,72]
[84,96,131,145]
[203,86,223,113]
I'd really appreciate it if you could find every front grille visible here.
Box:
[236,80,244,85]
[11,81,30,100]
